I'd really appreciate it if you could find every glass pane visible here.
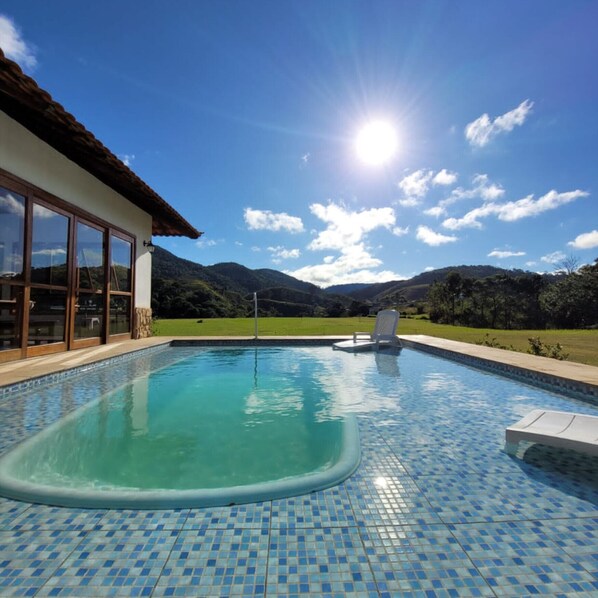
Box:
[0,186,25,281]
[110,295,130,335]
[111,236,132,292]
[31,204,69,286]
[0,284,22,351]
[77,223,104,290]
[74,293,103,339]
[28,288,66,345]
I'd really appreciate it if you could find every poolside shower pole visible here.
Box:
[254,292,258,339]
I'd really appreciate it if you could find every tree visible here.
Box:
[540,260,598,328]
[555,254,581,275]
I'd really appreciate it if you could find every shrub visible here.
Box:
[527,337,569,361]
[475,333,513,351]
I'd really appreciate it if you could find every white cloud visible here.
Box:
[424,206,446,218]
[244,208,304,233]
[443,209,486,230]
[308,202,395,251]
[499,189,587,221]
[392,225,409,236]
[465,99,534,147]
[284,201,404,286]
[567,230,598,250]
[196,238,220,249]
[397,168,457,206]
[398,197,421,208]
[488,250,526,259]
[424,266,435,272]
[443,189,588,230]
[398,170,433,199]
[285,243,406,287]
[451,174,505,203]
[0,15,37,70]
[541,251,566,264]
[416,225,458,246]
[268,246,301,263]
[0,191,25,216]
[118,154,135,167]
[32,248,67,257]
[433,169,458,186]
[425,173,503,218]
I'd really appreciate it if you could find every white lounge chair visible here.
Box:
[333,309,402,352]
[505,409,598,456]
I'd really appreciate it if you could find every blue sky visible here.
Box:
[1,1,597,287]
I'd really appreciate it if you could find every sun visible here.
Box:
[354,120,398,166]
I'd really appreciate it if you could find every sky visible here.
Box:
[1,1,597,287]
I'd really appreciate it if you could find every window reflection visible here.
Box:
[31,204,69,286]
[111,236,131,292]
[77,223,104,290]
[28,288,67,345]
[0,284,22,351]
[74,294,103,339]
[0,187,25,281]
[110,295,131,334]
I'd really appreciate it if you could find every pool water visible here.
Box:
[0,347,362,508]
[1,344,597,595]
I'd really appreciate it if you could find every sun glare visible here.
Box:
[355,120,398,166]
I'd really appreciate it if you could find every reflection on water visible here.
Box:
[311,349,403,420]
[5,347,356,491]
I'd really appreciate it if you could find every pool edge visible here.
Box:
[0,408,361,510]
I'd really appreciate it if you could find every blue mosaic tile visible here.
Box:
[346,470,442,527]
[0,530,85,596]
[415,473,530,524]
[360,523,494,596]
[266,526,376,597]
[270,485,357,529]
[8,504,105,532]
[183,502,271,531]
[153,527,269,597]
[0,499,31,531]
[97,509,190,532]
[449,520,598,595]
[37,528,176,597]
[0,344,597,596]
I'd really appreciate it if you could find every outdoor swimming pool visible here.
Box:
[0,343,597,595]
[0,347,361,508]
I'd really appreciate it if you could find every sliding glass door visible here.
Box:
[73,221,105,348]
[0,172,136,362]
[28,202,70,353]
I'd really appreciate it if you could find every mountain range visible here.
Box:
[151,245,535,318]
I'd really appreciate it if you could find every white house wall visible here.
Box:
[0,112,153,307]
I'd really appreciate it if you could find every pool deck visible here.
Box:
[0,337,597,596]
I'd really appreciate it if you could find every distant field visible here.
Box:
[153,317,598,367]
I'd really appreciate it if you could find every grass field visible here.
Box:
[153,317,598,367]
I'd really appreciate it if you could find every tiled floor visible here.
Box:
[0,339,597,597]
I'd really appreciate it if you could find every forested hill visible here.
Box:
[152,246,328,295]
[151,246,549,318]
[151,246,354,318]
[327,265,530,303]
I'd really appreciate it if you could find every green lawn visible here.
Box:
[153,317,598,367]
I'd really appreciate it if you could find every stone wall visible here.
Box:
[134,307,153,339]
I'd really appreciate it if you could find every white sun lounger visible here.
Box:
[505,409,598,456]
[333,309,402,352]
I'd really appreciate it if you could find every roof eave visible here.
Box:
[0,49,201,239]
